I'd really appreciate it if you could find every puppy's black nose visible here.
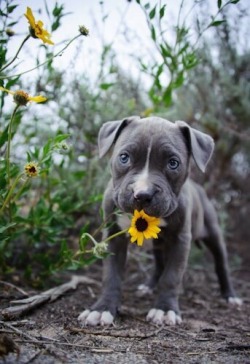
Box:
[134,190,154,204]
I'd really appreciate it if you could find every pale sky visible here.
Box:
[3,0,250,92]
[5,1,151,78]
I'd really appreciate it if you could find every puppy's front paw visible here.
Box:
[146,308,182,326]
[78,309,114,326]
[164,310,182,326]
[228,297,243,306]
[146,308,165,325]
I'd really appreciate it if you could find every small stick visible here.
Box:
[1,275,99,319]
[0,280,29,297]
[0,321,39,342]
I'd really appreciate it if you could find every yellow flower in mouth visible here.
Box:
[24,162,40,178]
[24,7,54,45]
[128,210,161,246]
[0,87,47,106]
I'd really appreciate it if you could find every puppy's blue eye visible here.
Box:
[168,159,179,170]
[119,153,130,164]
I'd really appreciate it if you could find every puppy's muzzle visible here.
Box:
[134,187,157,204]
[133,185,160,210]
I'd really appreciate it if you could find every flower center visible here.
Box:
[35,24,43,36]
[13,90,29,105]
[135,218,148,232]
[29,166,36,173]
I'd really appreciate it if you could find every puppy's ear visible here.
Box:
[176,121,214,172]
[98,116,139,158]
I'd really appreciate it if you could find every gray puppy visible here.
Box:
[78,116,242,326]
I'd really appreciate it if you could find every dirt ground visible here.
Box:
[0,246,250,364]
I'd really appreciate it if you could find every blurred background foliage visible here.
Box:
[0,0,249,285]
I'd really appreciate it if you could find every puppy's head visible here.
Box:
[98,116,214,218]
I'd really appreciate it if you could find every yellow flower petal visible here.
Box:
[0,86,14,95]
[25,7,36,29]
[29,95,47,103]
[143,231,152,240]
[130,236,137,243]
[137,233,144,246]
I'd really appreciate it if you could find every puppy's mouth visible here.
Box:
[115,192,178,218]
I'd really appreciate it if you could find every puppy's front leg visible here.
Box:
[78,225,128,326]
[147,232,191,326]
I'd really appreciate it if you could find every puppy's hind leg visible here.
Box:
[203,200,242,306]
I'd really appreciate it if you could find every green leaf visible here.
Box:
[151,25,156,41]
[149,5,156,19]
[144,3,150,10]
[0,222,16,234]
[160,44,172,58]
[52,3,64,17]
[100,83,115,90]
[173,72,184,89]
[0,125,8,148]
[54,134,70,143]
[26,151,32,162]
[139,61,148,71]
[42,140,52,159]
[210,20,226,27]
[7,21,18,27]
[230,0,240,3]
[162,86,172,106]
[160,4,166,19]
[7,5,18,14]
[52,20,60,32]
[217,0,222,9]
[6,77,20,89]
[183,52,198,69]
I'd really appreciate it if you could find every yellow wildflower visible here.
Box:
[24,162,40,178]
[24,7,54,45]
[0,87,47,106]
[128,210,161,246]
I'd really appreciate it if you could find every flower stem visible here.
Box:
[6,104,20,187]
[103,228,128,243]
[0,34,82,80]
[12,178,29,203]
[0,173,25,215]
[0,35,30,73]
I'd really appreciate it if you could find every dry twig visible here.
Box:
[1,275,99,319]
[0,280,29,297]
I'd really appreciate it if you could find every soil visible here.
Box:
[0,246,250,364]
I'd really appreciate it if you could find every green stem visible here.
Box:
[6,104,20,187]
[0,34,82,80]
[103,228,128,243]
[0,173,25,215]
[75,228,128,258]
[0,35,30,73]
[12,178,29,203]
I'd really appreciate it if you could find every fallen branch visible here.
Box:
[1,275,100,319]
